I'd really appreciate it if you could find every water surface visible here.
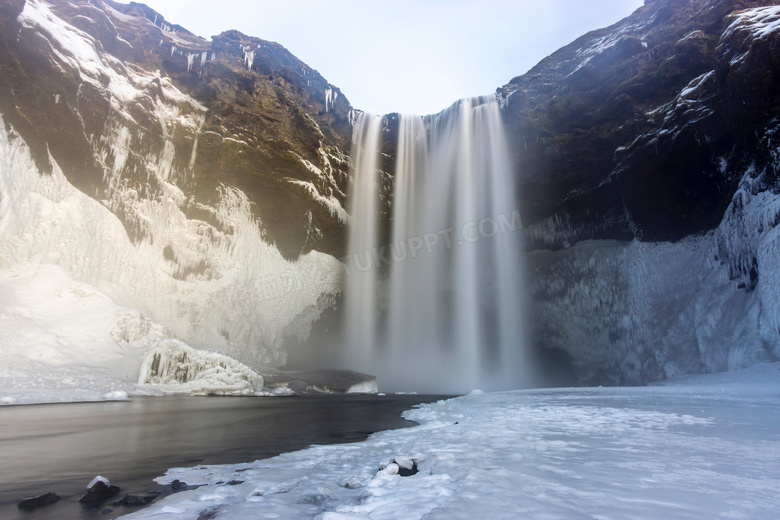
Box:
[0,394,445,519]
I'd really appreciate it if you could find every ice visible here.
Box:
[87,476,110,489]
[243,45,255,71]
[120,364,780,520]
[528,161,780,384]
[722,6,780,42]
[568,18,652,76]
[0,95,343,377]
[325,87,334,112]
[137,340,264,396]
[284,178,348,224]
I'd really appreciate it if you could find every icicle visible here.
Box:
[242,45,255,71]
[200,51,208,67]
[187,53,196,72]
[325,87,333,112]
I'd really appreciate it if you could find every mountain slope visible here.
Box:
[499,0,780,384]
[0,0,352,375]
[0,0,353,259]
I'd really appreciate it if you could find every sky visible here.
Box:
[142,0,645,115]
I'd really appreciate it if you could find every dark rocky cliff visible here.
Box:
[498,0,780,384]
[501,0,780,248]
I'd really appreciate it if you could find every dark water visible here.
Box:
[0,394,446,520]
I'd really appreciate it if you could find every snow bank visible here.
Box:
[0,265,165,404]
[138,340,263,396]
[120,364,780,519]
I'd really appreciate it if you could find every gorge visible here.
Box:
[0,0,778,393]
[1,1,780,518]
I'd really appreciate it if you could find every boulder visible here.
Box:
[17,492,59,510]
[79,477,120,503]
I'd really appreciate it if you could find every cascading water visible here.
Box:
[343,96,531,393]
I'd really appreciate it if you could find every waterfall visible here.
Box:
[343,97,529,393]
[343,113,383,365]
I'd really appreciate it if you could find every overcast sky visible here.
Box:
[142,0,644,115]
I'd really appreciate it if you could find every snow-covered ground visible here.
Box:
[120,363,780,520]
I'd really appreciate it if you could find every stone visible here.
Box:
[78,481,121,503]
[17,492,60,510]
[111,491,161,507]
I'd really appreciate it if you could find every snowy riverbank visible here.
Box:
[119,362,780,519]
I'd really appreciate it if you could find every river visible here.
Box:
[0,394,445,519]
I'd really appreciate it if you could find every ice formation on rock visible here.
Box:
[138,341,264,395]
[1,0,345,386]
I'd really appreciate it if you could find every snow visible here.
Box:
[18,0,205,122]
[0,18,344,399]
[120,363,780,520]
[87,476,111,489]
[0,51,343,375]
[678,70,714,99]
[722,5,780,42]
[137,340,264,396]
[285,178,348,224]
[568,19,652,76]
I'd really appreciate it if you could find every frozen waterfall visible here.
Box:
[343,97,531,393]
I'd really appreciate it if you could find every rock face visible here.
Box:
[501,0,779,247]
[0,0,352,259]
[0,0,349,369]
[499,0,780,384]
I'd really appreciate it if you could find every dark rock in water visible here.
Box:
[112,491,161,507]
[263,369,377,394]
[227,480,245,486]
[79,481,120,503]
[17,492,60,510]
